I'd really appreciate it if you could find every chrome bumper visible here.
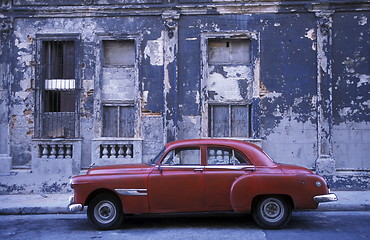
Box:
[68,196,83,212]
[313,193,338,203]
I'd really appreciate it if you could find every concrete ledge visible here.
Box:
[0,194,83,215]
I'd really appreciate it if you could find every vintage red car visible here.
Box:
[68,139,337,229]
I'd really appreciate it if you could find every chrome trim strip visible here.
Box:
[115,189,148,196]
[155,165,255,170]
[205,165,255,170]
[313,193,338,203]
[156,165,204,169]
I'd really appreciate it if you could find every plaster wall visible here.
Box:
[0,1,369,193]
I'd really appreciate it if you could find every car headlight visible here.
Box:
[315,181,322,187]
[69,178,74,189]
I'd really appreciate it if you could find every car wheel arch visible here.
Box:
[252,194,295,210]
[85,189,122,207]
[230,174,296,213]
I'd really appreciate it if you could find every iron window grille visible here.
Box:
[35,39,80,139]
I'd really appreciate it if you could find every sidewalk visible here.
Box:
[0,191,369,215]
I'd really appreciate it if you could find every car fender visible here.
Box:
[72,173,151,214]
[230,172,326,213]
[230,173,296,213]
[230,174,261,213]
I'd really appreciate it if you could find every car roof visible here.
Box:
[165,139,275,167]
[166,138,259,149]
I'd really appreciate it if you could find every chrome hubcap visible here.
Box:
[94,200,116,224]
[261,198,284,222]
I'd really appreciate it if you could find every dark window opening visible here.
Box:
[35,39,79,139]
[44,41,75,79]
[44,90,76,112]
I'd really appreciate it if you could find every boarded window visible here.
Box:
[102,105,135,138]
[103,40,135,66]
[208,39,251,65]
[36,40,79,138]
[208,104,251,138]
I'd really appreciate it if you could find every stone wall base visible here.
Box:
[0,155,12,176]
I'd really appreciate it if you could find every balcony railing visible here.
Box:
[39,144,73,158]
[100,144,133,159]
[92,139,142,165]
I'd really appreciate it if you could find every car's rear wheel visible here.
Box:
[252,196,291,229]
[87,193,124,230]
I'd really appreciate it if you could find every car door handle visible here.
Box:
[194,168,204,172]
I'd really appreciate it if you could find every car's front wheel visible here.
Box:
[252,196,292,229]
[87,193,124,230]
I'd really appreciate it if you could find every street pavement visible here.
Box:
[0,191,369,215]
[1,211,370,240]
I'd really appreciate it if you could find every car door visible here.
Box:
[204,146,254,211]
[148,147,205,213]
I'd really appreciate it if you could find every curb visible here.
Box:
[0,191,369,215]
[1,205,369,215]
[0,207,70,215]
[317,204,370,212]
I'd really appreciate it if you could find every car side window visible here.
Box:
[207,147,250,165]
[161,148,201,166]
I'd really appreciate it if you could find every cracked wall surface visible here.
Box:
[0,1,369,193]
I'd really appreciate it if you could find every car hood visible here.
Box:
[86,164,152,175]
[280,164,314,174]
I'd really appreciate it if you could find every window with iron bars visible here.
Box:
[208,103,252,138]
[35,39,80,139]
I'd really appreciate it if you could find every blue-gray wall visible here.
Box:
[0,0,369,193]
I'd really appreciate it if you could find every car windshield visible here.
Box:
[147,147,165,165]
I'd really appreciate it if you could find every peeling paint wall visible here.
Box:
[332,12,370,170]
[259,13,319,169]
[0,1,369,193]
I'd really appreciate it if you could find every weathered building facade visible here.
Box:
[0,0,369,193]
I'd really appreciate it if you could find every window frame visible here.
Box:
[208,38,252,65]
[208,102,252,138]
[97,34,141,139]
[34,34,81,139]
[101,102,136,138]
[200,31,260,140]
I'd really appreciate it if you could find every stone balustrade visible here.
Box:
[39,144,73,159]
[100,144,133,158]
